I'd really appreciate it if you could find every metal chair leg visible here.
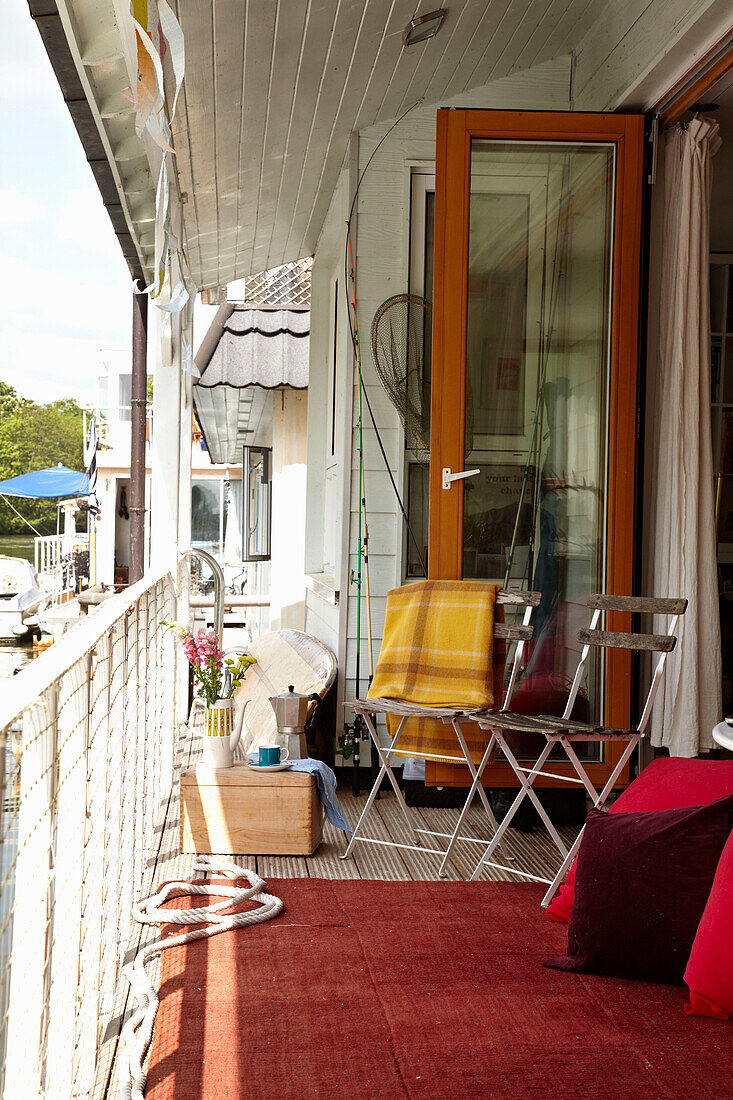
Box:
[342,715,419,860]
[435,728,495,878]
[451,721,500,834]
[559,738,602,802]
[539,735,640,905]
[495,734,568,854]
[469,738,554,880]
[363,714,421,841]
[541,826,584,907]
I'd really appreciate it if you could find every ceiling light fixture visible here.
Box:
[402,8,446,47]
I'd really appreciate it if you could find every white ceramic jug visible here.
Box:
[202,698,246,769]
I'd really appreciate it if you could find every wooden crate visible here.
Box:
[180,763,323,856]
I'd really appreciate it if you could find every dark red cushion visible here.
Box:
[544,797,733,984]
[546,758,733,923]
[684,830,733,1018]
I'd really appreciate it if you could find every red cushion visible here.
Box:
[546,758,733,923]
[544,798,733,983]
[684,830,733,1018]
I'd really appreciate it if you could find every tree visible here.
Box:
[0,386,86,535]
[0,381,30,417]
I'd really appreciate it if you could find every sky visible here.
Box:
[0,0,132,407]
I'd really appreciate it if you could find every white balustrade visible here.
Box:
[0,568,180,1099]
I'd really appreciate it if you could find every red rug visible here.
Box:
[145,879,732,1100]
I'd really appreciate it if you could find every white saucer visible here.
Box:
[246,760,293,772]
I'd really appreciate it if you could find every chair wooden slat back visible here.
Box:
[577,628,677,652]
[494,589,540,643]
[563,593,687,733]
[495,622,533,641]
[495,589,541,706]
[496,589,542,607]
[586,594,688,615]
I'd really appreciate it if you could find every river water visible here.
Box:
[0,536,35,565]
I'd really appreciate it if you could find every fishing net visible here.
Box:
[370,294,432,462]
[370,293,473,461]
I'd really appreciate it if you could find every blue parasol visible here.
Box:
[0,464,90,499]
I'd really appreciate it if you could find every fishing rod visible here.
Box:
[341,99,425,795]
[347,224,371,796]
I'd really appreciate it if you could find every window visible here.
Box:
[119,373,132,422]
[243,445,272,561]
[191,479,224,556]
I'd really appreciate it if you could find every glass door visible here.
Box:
[428,110,645,790]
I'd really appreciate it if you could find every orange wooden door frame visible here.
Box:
[428,109,645,789]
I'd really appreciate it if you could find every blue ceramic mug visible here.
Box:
[258,744,290,767]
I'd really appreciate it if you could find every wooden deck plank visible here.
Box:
[413,805,486,880]
[259,855,310,878]
[376,794,462,881]
[306,815,361,879]
[337,790,415,881]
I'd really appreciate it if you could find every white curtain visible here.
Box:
[649,117,721,756]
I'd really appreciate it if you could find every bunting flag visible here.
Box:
[120,0,192,314]
[85,417,99,516]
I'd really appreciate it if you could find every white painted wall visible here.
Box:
[95,475,117,586]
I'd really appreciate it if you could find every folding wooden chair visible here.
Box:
[342,588,541,878]
[470,594,688,901]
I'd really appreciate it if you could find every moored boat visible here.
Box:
[0,556,46,639]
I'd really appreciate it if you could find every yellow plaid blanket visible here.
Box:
[367,580,505,761]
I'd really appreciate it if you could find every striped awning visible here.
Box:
[193,306,309,464]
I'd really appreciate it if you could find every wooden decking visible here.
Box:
[93,723,577,1099]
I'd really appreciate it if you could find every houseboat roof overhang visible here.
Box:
[29,0,733,292]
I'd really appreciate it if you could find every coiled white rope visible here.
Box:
[118,855,284,1100]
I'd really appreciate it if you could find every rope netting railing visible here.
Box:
[0,569,180,1100]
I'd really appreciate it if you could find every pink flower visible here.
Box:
[177,626,225,677]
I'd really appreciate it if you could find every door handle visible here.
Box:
[442,467,480,490]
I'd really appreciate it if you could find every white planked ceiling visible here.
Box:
[170,0,609,290]
[46,0,726,289]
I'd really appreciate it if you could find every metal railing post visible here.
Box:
[179,548,225,643]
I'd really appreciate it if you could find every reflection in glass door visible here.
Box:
[428,110,645,788]
[464,141,614,736]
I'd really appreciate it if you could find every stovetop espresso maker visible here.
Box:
[269,685,311,759]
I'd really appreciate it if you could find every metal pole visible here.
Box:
[180,548,225,644]
[130,290,148,583]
